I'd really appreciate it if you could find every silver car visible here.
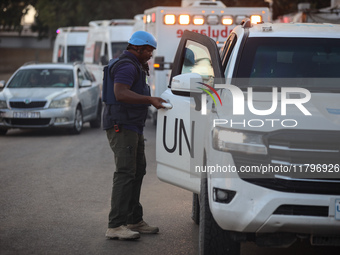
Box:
[0,63,102,135]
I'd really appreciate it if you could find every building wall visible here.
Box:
[0,34,54,74]
[0,47,53,74]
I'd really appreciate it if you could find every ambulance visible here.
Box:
[83,19,135,85]
[143,0,271,123]
[52,26,89,63]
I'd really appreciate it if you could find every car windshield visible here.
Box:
[111,42,128,59]
[234,37,340,91]
[7,69,74,88]
[67,46,85,62]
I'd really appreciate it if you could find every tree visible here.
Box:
[33,0,181,39]
[1,0,333,38]
[0,0,37,33]
[271,0,330,20]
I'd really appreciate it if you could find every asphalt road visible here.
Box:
[0,120,338,255]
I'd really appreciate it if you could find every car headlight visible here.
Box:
[49,97,72,108]
[212,127,268,155]
[0,100,7,109]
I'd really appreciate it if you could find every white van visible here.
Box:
[83,19,135,84]
[52,26,89,63]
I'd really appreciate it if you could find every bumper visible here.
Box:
[207,150,340,235]
[0,107,75,129]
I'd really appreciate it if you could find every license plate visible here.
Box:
[336,199,340,220]
[13,112,40,118]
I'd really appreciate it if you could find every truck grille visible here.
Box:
[267,130,340,166]
[233,130,340,195]
[10,101,47,109]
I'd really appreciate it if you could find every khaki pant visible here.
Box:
[106,127,146,228]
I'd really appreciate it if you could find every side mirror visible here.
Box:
[80,79,92,87]
[171,73,204,95]
[0,80,5,90]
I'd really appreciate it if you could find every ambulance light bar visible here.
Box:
[221,16,233,25]
[207,15,219,25]
[150,14,262,26]
[250,15,262,24]
[179,15,190,25]
[235,15,247,24]
[193,15,205,25]
[164,14,176,25]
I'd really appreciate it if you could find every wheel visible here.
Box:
[90,100,102,128]
[199,177,240,255]
[191,193,200,225]
[69,106,83,134]
[0,128,8,135]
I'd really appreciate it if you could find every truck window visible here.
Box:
[181,40,214,84]
[82,66,95,81]
[77,69,85,87]
[221,33,237,72]
[111,42,128,59]
[102,43,109,65]
[93,42,102,64]
[235,37,340,90]
[67,46,85,62]
[57,45,64,63]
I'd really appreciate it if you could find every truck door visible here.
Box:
[156,31,224,193]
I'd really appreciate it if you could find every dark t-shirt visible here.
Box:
[112,51,144,134]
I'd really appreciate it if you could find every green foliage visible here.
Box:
[222,0,330,19]
[271,0,330,20]
[0,0,37,33]
[0,0,333,38]
[33,0,182,38]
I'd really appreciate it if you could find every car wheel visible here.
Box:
[199,177,240,255]
[191,193,200,225]
[0,128,8,135]
[90,100,102,128]
[69,106,83,134]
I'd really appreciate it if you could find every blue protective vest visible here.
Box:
[102,53,150,130]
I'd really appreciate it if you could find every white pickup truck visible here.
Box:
[156,20,340,254]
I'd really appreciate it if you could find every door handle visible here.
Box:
[161,102,173,109]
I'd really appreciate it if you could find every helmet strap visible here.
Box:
[131,46,143,55]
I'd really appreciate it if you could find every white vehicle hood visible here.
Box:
[2,88,74,102]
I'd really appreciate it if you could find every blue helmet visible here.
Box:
[128,31,157,49]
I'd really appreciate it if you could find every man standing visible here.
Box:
[103,31,166,240]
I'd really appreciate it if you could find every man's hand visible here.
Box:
[150,97,167,109]
[115,83,167,109]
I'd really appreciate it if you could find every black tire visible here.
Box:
[0,128,8,135]
[69,106,83,135]
[90,100,102,128]
[191,193,200,225]
[199,177,240,255]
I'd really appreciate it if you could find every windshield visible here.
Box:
[7,69,74,88]
[111,42,128,59]
[235,37,340,91]
[67,46,85,62]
